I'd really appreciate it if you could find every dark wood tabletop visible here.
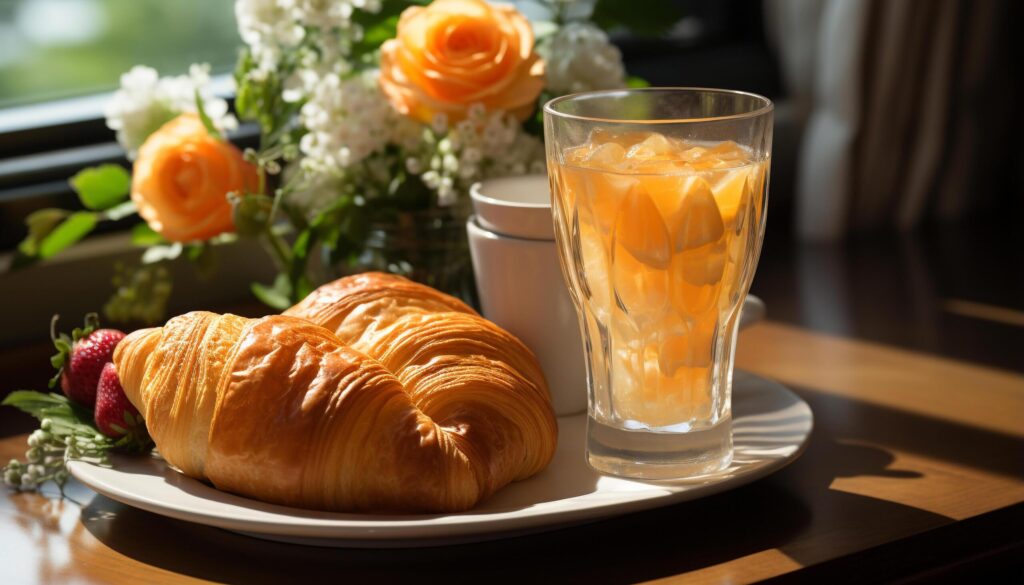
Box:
[1,225,1023,584]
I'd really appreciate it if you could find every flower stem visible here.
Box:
[262,229,291,271]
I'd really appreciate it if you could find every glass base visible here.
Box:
[587,416,733,480]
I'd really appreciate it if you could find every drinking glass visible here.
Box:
[543,88,772,479]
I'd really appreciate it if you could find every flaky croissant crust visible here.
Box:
[114,273,557,513]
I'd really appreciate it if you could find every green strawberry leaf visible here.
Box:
[122,410,139,427]
[70,164,131,211]
[48,313,99,388]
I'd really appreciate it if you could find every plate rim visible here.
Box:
[68,372,812,541]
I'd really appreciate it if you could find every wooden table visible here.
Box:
[2,231,1023,583]
[2,320,1021,584]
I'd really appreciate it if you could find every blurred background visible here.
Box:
[0,0,1021,371]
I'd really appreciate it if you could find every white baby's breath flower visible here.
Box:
[405,157,423,175]
[237,0,381,82]
[421,170,441,189]
[280,0,379,30]
[299,69,409,176]
[437,176,456,207]
[542,22,626,95]
[413,104,544,207]
[236,0,303,73]
[104,64,234,158]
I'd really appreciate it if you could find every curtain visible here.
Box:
[766,0,1019,240]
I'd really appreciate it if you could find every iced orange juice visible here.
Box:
[551,132,766,424]
[545,88,772,478]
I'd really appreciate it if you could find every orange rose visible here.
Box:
[379,0,545,124]
[131,113,258,242]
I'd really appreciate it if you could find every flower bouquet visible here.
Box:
[12,0,665,325]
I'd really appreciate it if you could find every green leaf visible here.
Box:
[251,274,292,310]
[2,390,66,414]
[131,223,166,247]
[195,89,223,140]
[70,164,131,211]
[2,390,94,428]
[361,15,400,46]
[350,1,426,59]
[18,208,70,257]
[102,200,137,221]
[38,212,97,259]
[591,0,682,36]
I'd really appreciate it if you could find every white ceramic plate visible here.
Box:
[68,370,810,548]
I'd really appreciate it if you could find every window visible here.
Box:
[0,0,239,108]
[0,0,242,251]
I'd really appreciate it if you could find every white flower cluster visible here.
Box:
[236,0,303,74]
[104,64,237,158]
[235,0,381,82]
[282,0,381,29]
[410,105,545,207]
[298,70,404,175]
[542,22,627,95]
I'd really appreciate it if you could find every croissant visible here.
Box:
[114,273,558,513]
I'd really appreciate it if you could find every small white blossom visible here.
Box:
[414,104,544,207]
[421,170,441,189]
[442,153,459,173]
[437,176,456,207]
[104,64,235,158]
[279,0,380,30]
[298,70,403,174]
[236,0,304,73]
[542,22,627,95]
[405,157,423,175]
[236,0,380,83]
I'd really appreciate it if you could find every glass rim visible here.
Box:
[543,87,774,125]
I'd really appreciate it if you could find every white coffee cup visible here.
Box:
[467,175,588,416]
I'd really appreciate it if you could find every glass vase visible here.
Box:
[331,205,478,306]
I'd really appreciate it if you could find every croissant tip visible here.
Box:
[114,327,154,364]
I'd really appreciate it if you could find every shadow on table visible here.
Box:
[76,383,1023,584]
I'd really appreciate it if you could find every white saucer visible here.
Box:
[68,371,811,548]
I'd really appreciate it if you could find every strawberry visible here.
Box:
[49,313,125,408]
[94,362,145,439]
